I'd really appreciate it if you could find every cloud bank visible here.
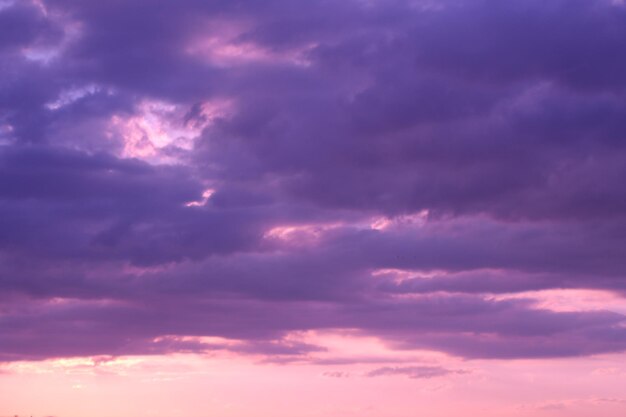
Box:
[1,0,626,362]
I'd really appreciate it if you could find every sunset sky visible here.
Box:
[2,0,626,416]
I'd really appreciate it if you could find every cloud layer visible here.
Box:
[1,0,626,363]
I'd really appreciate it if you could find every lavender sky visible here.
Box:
[1,0,626,416]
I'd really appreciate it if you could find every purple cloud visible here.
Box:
[0,0,626,363]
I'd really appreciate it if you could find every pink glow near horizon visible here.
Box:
[2,351,626,417]
[4,325,626,416]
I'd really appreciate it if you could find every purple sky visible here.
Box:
[1,1,626,413]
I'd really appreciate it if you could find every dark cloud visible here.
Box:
[0,1,60,52]
[1,0,626,363]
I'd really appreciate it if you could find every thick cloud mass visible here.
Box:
[1,0,626,362]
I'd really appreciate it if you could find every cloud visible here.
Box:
[366,365,468,379]
[322,371,350,378]
[1,0,626,363]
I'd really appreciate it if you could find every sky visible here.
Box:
[1,0,626,416]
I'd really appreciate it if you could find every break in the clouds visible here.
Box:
[1,0,626,364]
